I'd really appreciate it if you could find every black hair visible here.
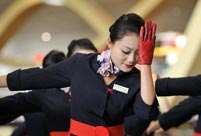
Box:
[42,50,65,68]
[66,38,98,58]
[109,13,145,43]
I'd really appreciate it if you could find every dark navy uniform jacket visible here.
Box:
[0,88,71,135]
[155,75,201,132]
[24,112,49,136]
[7,53,159,135]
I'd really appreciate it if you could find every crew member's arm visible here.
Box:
[0,54,79,91]
[124,21,159,136]
[156,75,201,96]
[147,96,201,134]
[0,91,42,125]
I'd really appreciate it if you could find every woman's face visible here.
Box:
[108,33,139,73]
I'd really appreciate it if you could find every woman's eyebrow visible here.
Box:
[122,46,132,50]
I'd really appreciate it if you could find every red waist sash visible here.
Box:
[50,131,70,136]
[70,119,124,136]
[194,132,201,136]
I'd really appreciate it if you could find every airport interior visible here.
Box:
[0,0,201,135]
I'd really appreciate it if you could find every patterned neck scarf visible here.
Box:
[97,50,120,77]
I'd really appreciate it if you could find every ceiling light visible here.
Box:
[175,35,187,48]
[41,32,51,42]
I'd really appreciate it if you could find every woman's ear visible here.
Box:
[107,38,113,49]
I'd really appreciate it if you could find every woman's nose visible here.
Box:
[127,54,135,64]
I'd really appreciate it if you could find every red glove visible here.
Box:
[138,21,157,65]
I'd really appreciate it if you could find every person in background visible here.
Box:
[66,38,97,57]
[0,13,159,136]
[0,50,67,136]
[0,38,98,136]
[146,75,201,136]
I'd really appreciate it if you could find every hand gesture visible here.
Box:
[138,21,157,65]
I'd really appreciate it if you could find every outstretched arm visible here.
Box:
[147,96,201,134]
[0,92,41,116]
[156,75,201,96]
[0,55,78,91]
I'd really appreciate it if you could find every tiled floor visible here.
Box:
[153,129,193,136]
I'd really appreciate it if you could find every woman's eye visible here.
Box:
[122,50,130,54]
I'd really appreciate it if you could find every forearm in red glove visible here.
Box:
[138,21,157,65]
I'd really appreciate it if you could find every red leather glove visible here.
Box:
[138,21,157,65]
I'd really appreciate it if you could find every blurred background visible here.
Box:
[0,0,201,135]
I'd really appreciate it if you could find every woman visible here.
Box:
[0,38,98,136]
[0,13,158,136]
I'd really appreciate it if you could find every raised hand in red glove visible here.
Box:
[138,21,157,65]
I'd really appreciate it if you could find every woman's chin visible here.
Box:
[120,67,132,73]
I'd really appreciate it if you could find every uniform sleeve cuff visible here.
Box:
[158,114,171,130]
[7,69,22,91]
[156,78,170,96]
